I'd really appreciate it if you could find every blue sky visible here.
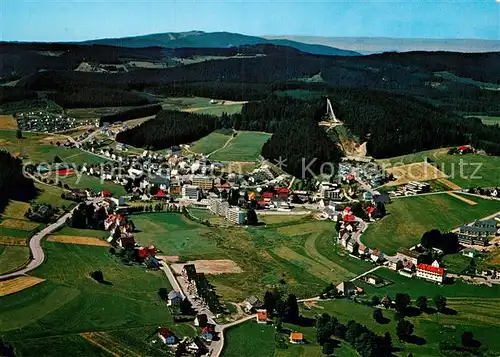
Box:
[1,0,499,42]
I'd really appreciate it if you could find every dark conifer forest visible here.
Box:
[0,151,37,210]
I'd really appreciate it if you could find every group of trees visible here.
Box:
[263,290,300,323]
[420,229,460,254]
[316,313,393,357]
[0,150,36,213]
[70,202,109,230]
[116,110,219,150]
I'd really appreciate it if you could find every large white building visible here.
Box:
[416,263,445,283]
[182,185,200,200]
[208,198,245,225]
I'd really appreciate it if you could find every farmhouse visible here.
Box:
[336,281,357,296]
[358,245,369,257]
[167,290,183,307]
[157,328,177,345]
[396,248,423,266]
[245,295,264,312]
[370,249,384,263]
[256,311,268,324]
[416,263,446,283]
[289,332,304,344]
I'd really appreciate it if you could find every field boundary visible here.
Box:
[447,192,477,206]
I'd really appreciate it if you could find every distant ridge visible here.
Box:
[262,35,500,54]
[77,31,361,56]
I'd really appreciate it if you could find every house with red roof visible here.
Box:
[458,145,472,154]
[154,190,167,199]
[343,214,356,223]
[201,324,216,341]
[256,311,268,324]
[416,263,446,283]
[100,190,113,198]
[290,332,304,344]
[262,192,274,201]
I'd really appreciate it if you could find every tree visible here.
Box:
[373,308,383,323]
[334,323,347,340]
[158,288,168,301]
[180,298,194,315]
[263,291,276,316]
[415,296,428,311]
[90,270,104,283]
[316,323,332,345]
[371,295,380,306]
[16,129,22,139]
[394,293,411,313]
[246,209,258,225]
[284,294,300,322]
[54,155,63,163]
[433,295,447,312]
[322,341,336,356]
[396,319,414,341]
[461,331,475,347]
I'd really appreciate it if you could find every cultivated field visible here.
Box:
[33,182,74,209]
[58,174,126,197]
[1,201,30,220]
[0,236,27,246]
[159,96,245,117]
[0,246,30,275]
[0,115,18,130]
[209,131,272,162]
[362,193,500,255]
[190,131,232,155]
[0,219,39,231]
[47,235,109,247]
[384,162,448,186]
[0,276,45,297]
[378,148,500,188]
[132,213,372,301]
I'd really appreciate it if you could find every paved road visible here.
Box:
[0,205,79,280]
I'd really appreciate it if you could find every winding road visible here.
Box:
[0,207,77,280]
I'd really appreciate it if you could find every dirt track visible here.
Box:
[171,259,242,275]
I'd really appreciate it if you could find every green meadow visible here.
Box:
[209,131,272,162]
[362,193,500,255]
[377,148,500,189]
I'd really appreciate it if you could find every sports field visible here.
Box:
[378,148,500,188]
[0,241,189,356]
[209,131,272,162]
[190,131,232,155]
[132,213,372,301]
[362,193,500,255]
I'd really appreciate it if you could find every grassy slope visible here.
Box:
[132,213,372,301]
[362,193,500,255]
[0,130,106,165]
[57,174,126,196]
[377,148,500,188]
[0,242,182,356]
[0,246,30,275]
[190,131,231,155]
[210,131,272,162]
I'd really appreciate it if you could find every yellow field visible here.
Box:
[0,276,45,297]
[0,115,18,130]
[0,219,39,231]
[2,201,30,220]
[385,162,448,186]
[446,192,477,205]
[0,236,27,246]
[47,235,109,247]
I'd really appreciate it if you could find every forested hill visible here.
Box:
[0,151,37,211]
[76,31,360,56]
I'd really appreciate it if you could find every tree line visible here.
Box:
[0,150,36,213]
